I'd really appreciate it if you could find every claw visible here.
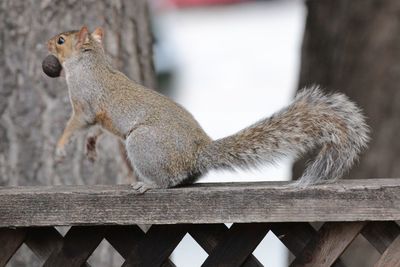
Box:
[131,182,152,194]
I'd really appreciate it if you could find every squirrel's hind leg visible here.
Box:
[125,126,191,190]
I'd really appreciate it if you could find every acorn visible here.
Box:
[42,55,62,78]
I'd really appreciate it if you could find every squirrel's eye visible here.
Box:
[57,37,65,45]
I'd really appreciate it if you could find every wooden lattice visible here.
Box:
[1,179,400,266]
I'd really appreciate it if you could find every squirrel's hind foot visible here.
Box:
[131,182,156,194]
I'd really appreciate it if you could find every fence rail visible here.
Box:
[1,179,400,266]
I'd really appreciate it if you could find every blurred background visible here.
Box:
[2,0,400,266]
[152,1,303,266]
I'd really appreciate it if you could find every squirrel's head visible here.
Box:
[47,26,104,65]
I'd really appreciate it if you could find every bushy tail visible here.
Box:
[197,86,370,185]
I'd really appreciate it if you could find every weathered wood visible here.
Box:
[190,224,263,267]
[0,222,399,267]
[105,225,176,267]
[290,222,365,267]
[270,222,315,256]
[0,179,400,226]
[189,224,228,252]
[105,225,144,257]
[43,226,104,267]
[24,227,62,260]
[362,221,400,254]
[24,227,92,267]
[374,235,400,267]
[0,228,26,267]
[202,223,269,267]
[122,224,187,267]
[189,224,263,267]
[270,223,346,267]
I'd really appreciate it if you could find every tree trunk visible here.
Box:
[295,0,400,180]
[0,0,155,265]
[294,0,400,266]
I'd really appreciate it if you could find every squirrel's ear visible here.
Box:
[76,26,89,49]
[92,27,104,44]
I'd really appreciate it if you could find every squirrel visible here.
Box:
[46,26,370,193]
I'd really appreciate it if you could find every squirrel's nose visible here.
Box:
[47,41,52,51]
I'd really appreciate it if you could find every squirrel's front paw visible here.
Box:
[55,146,67,163]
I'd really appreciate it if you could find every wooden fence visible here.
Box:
[1,179,400,266]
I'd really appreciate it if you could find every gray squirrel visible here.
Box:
[46,26,370,193]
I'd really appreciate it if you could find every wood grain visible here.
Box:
[290,222,365,267]
[270,223,347,267]
[43,226,104,267]
[0,179,399,226]
[0,228,26,266]
[189,224,263,267]
[121,224,187,267]
[362,221,400,254]
[105,225,176,267]
[374,235,400,267]
[201,223,269,267]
